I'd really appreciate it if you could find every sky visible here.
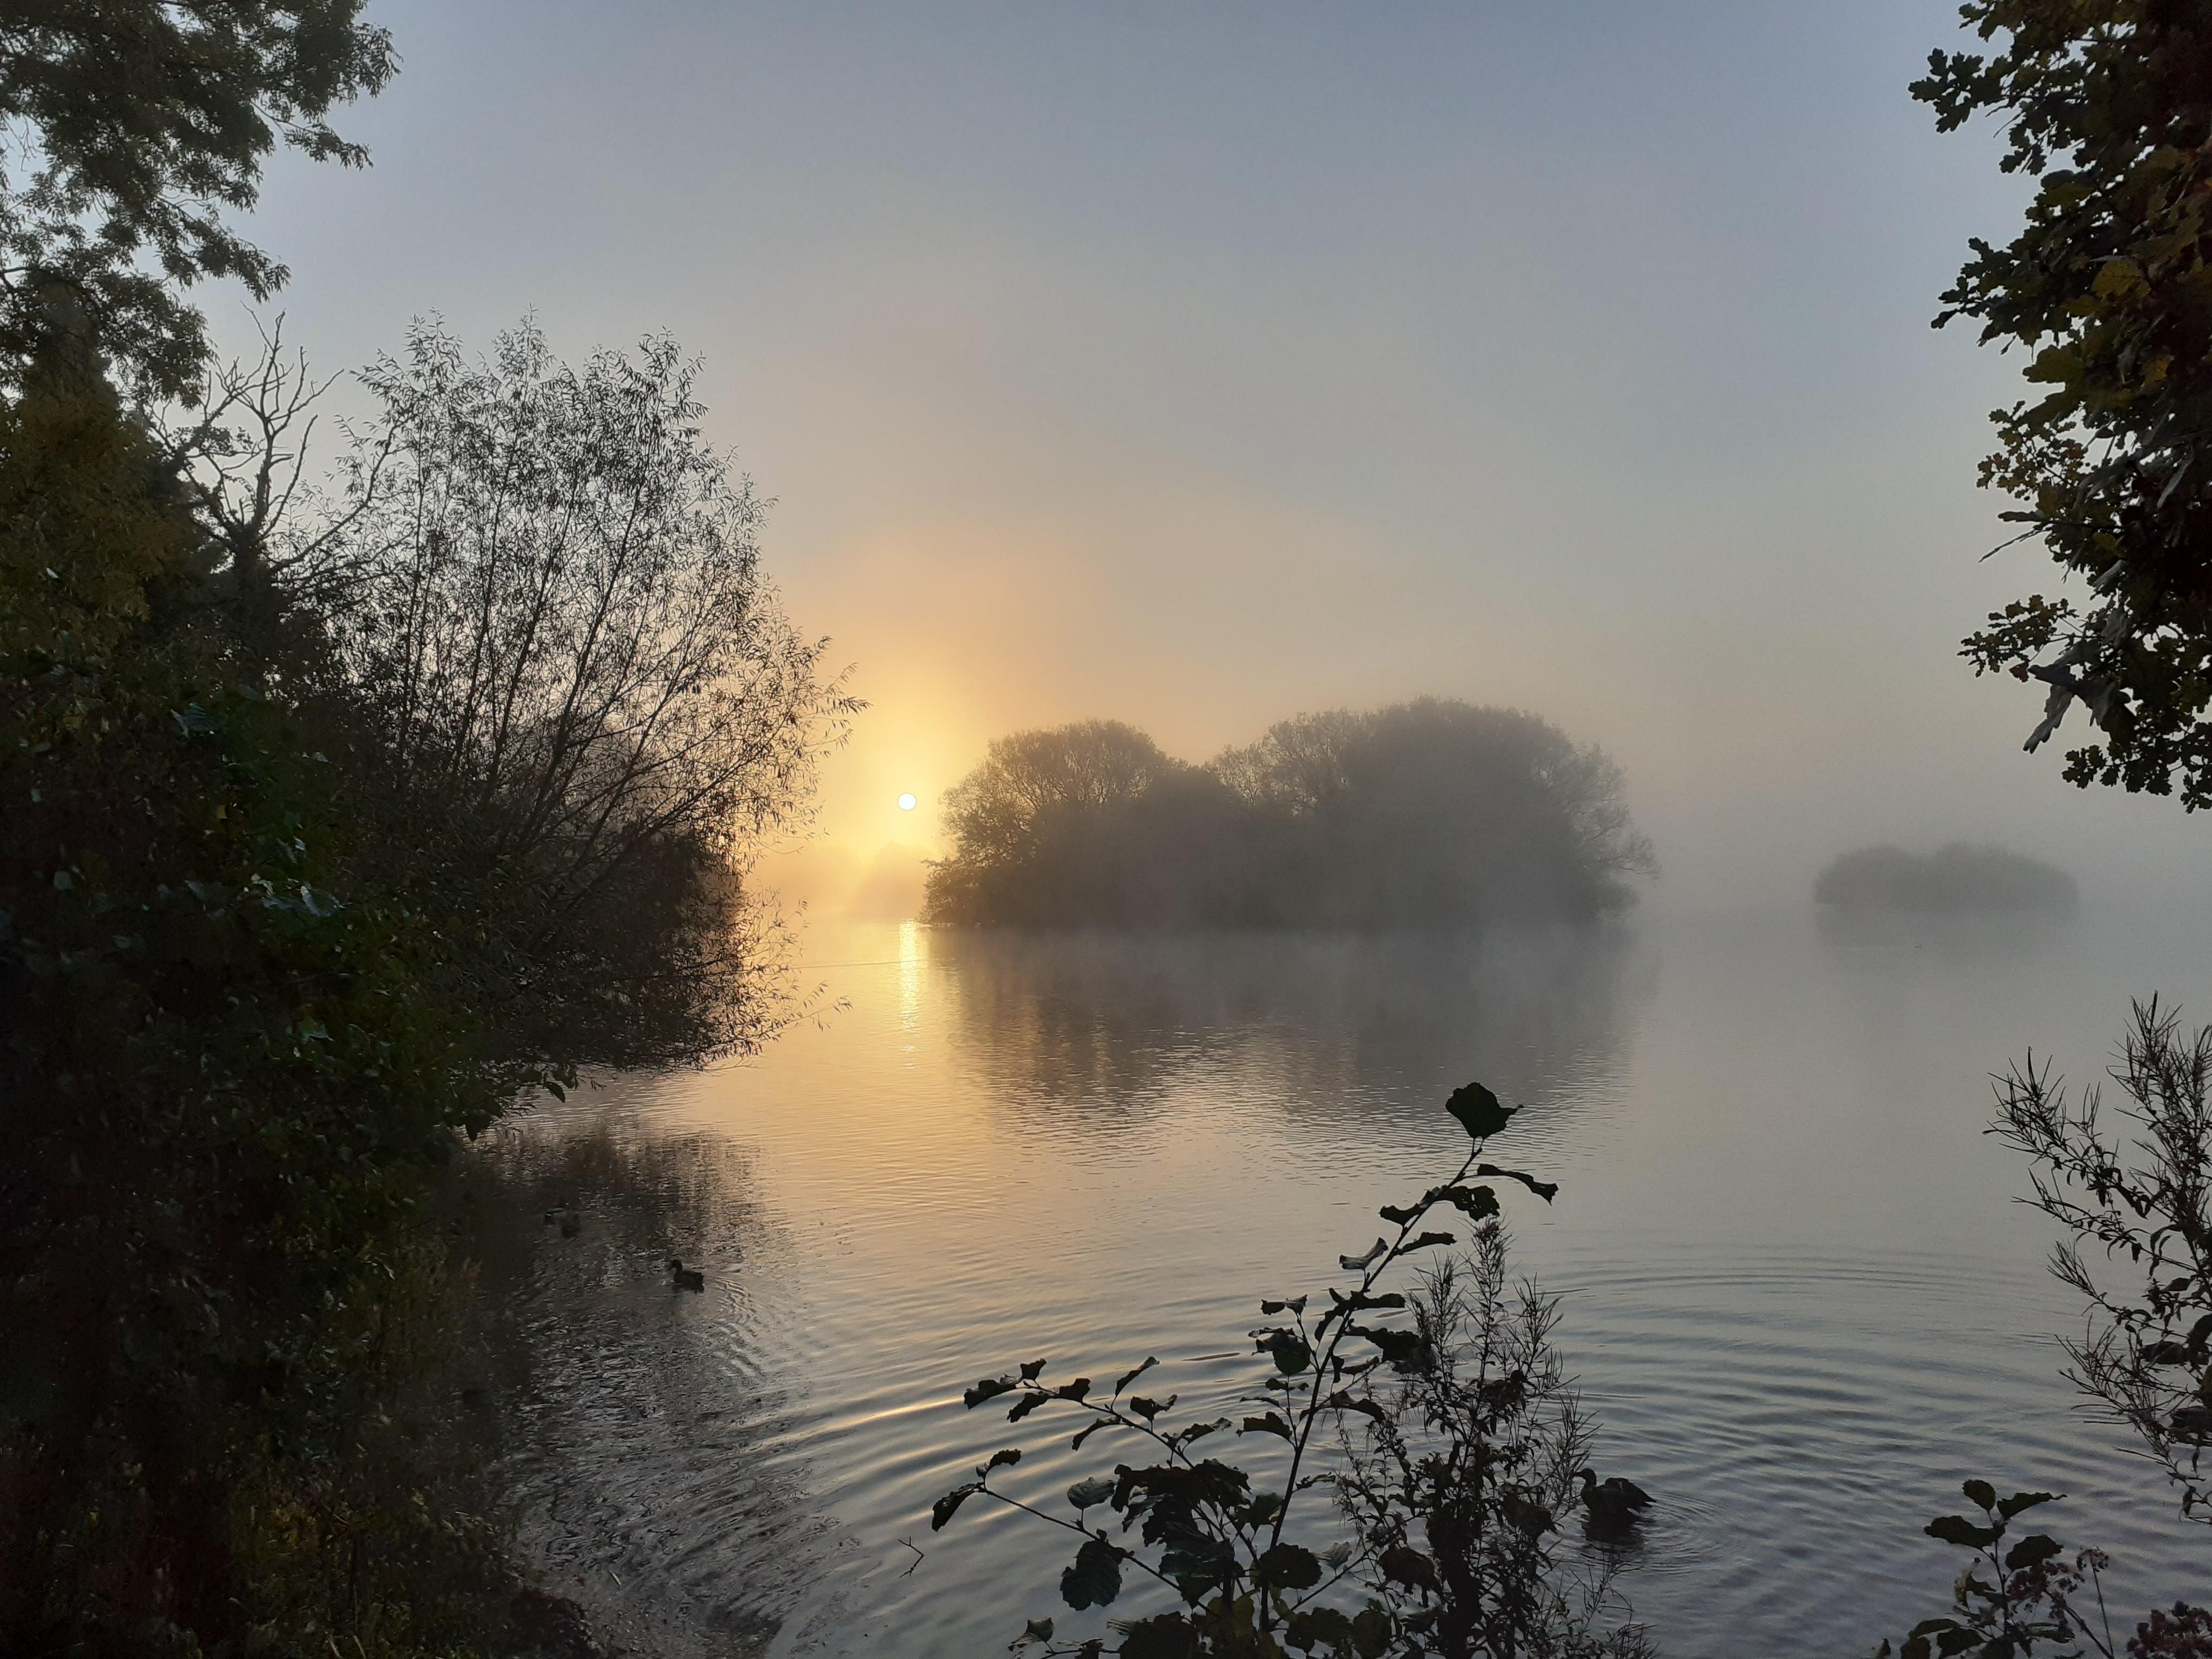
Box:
[215,0,2212,914]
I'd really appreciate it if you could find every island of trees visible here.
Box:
[1812,842,2079,914]
[922,698,1655,929]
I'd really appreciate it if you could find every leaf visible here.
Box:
[1242,1412,1294,1440]
[1059,1537,1125,1610]
[1446,1080,1516,1141]
[1403,1230,1456,1252]
[1020,1619,1055,1645]
[1435,1185,1498,1222]
[1350,1324,1429,1372]
[1071,1419,1107,1451]
[1007,1391,1048,1423]
[1055,1377,1092,1402]
[931,1481,981,1530]
[1020,1357,1049,1381]
[1996,1490,2059,1520]
[1379,1544,1440,1594]
[1115,1356,1158,1395]
[963,1376,1015,1409]
[1286,1608,1355,1653]
[1340,1238,1387,1271]
[1963,1479,1997,1512]
[1925,1515,2002,1549]
[1351,1605,1393,1658]
[1379,1202,1420,1225]
[1260,1296,1307,1316]
[1129,1393,1176,1422]
[1115,1615,1199,1659]
[1261,1331,1313,1376]
[1067,1476,1116,1511]
[1324,1388,1388,1423]
[1256,1543,1323,1590]
[985,1447,1022,1472]
[2005,1534,2064,1570]
[1476,1163,1559,1202]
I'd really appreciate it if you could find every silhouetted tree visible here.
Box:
[925,701,1654,929]
[1813,842,2078,913]
[0,2,395,399]
[1917,4,2212,806]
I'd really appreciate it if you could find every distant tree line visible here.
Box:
[923,700,1655,929]
[1813,843,2078,915]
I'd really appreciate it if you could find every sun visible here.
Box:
[897,793,917,811]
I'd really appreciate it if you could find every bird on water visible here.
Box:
[1576,1467,1653,1535]
[668,1257,705,1291]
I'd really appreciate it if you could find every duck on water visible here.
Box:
[1577,1468,1653,1536]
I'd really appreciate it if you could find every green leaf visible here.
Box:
[1446,1080,1515,1141]
[1962,1479,1997,1512]
[2004,1534,2064,1570]
[1256,1543,1323,1590]
[1020,1619,1055,1645]
[1067,1476,1116,1511]
[931,1481,981,1530]
[1925,1515,2002,1549]
[1060,1537,1124,1610]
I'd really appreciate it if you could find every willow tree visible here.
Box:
[1918,3,2212,804]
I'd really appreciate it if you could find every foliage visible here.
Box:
[1812,842,2078,913]
[931,1081,1650,1658]
[1873,1482,2115,1658]
[1914,4,2212,806]
[1987,999,2212,1522]
[923,701,1654,929]
[0,304,834,1649]
[0,1,395,400]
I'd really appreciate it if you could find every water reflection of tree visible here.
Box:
[929,926,1646,1147]
[461,1108,825,1658]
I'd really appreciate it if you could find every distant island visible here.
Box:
[1813,842,2078,914]
[923,698,1655,929]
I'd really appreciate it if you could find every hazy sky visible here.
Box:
[220,1,2208,911]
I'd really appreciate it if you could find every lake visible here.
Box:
[467,901,2212,1656]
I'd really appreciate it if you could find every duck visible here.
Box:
[543,1206,581,1237]
[1576,1467,1653,1533]
[668,1257,705,1292]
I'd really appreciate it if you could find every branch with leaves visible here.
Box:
[930,1081,1648,1659]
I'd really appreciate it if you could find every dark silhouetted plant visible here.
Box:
[1873,1482,2114,1658]
[930,1081,1651,1658]
[1991,1000,2212,1521]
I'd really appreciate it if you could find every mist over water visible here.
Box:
[470,901,2212,1657]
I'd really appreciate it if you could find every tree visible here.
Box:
[925,720,1189,922]
[0,1,394,400]
[1915,4,2212,805]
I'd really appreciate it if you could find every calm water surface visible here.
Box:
[471,903,2212,1656]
